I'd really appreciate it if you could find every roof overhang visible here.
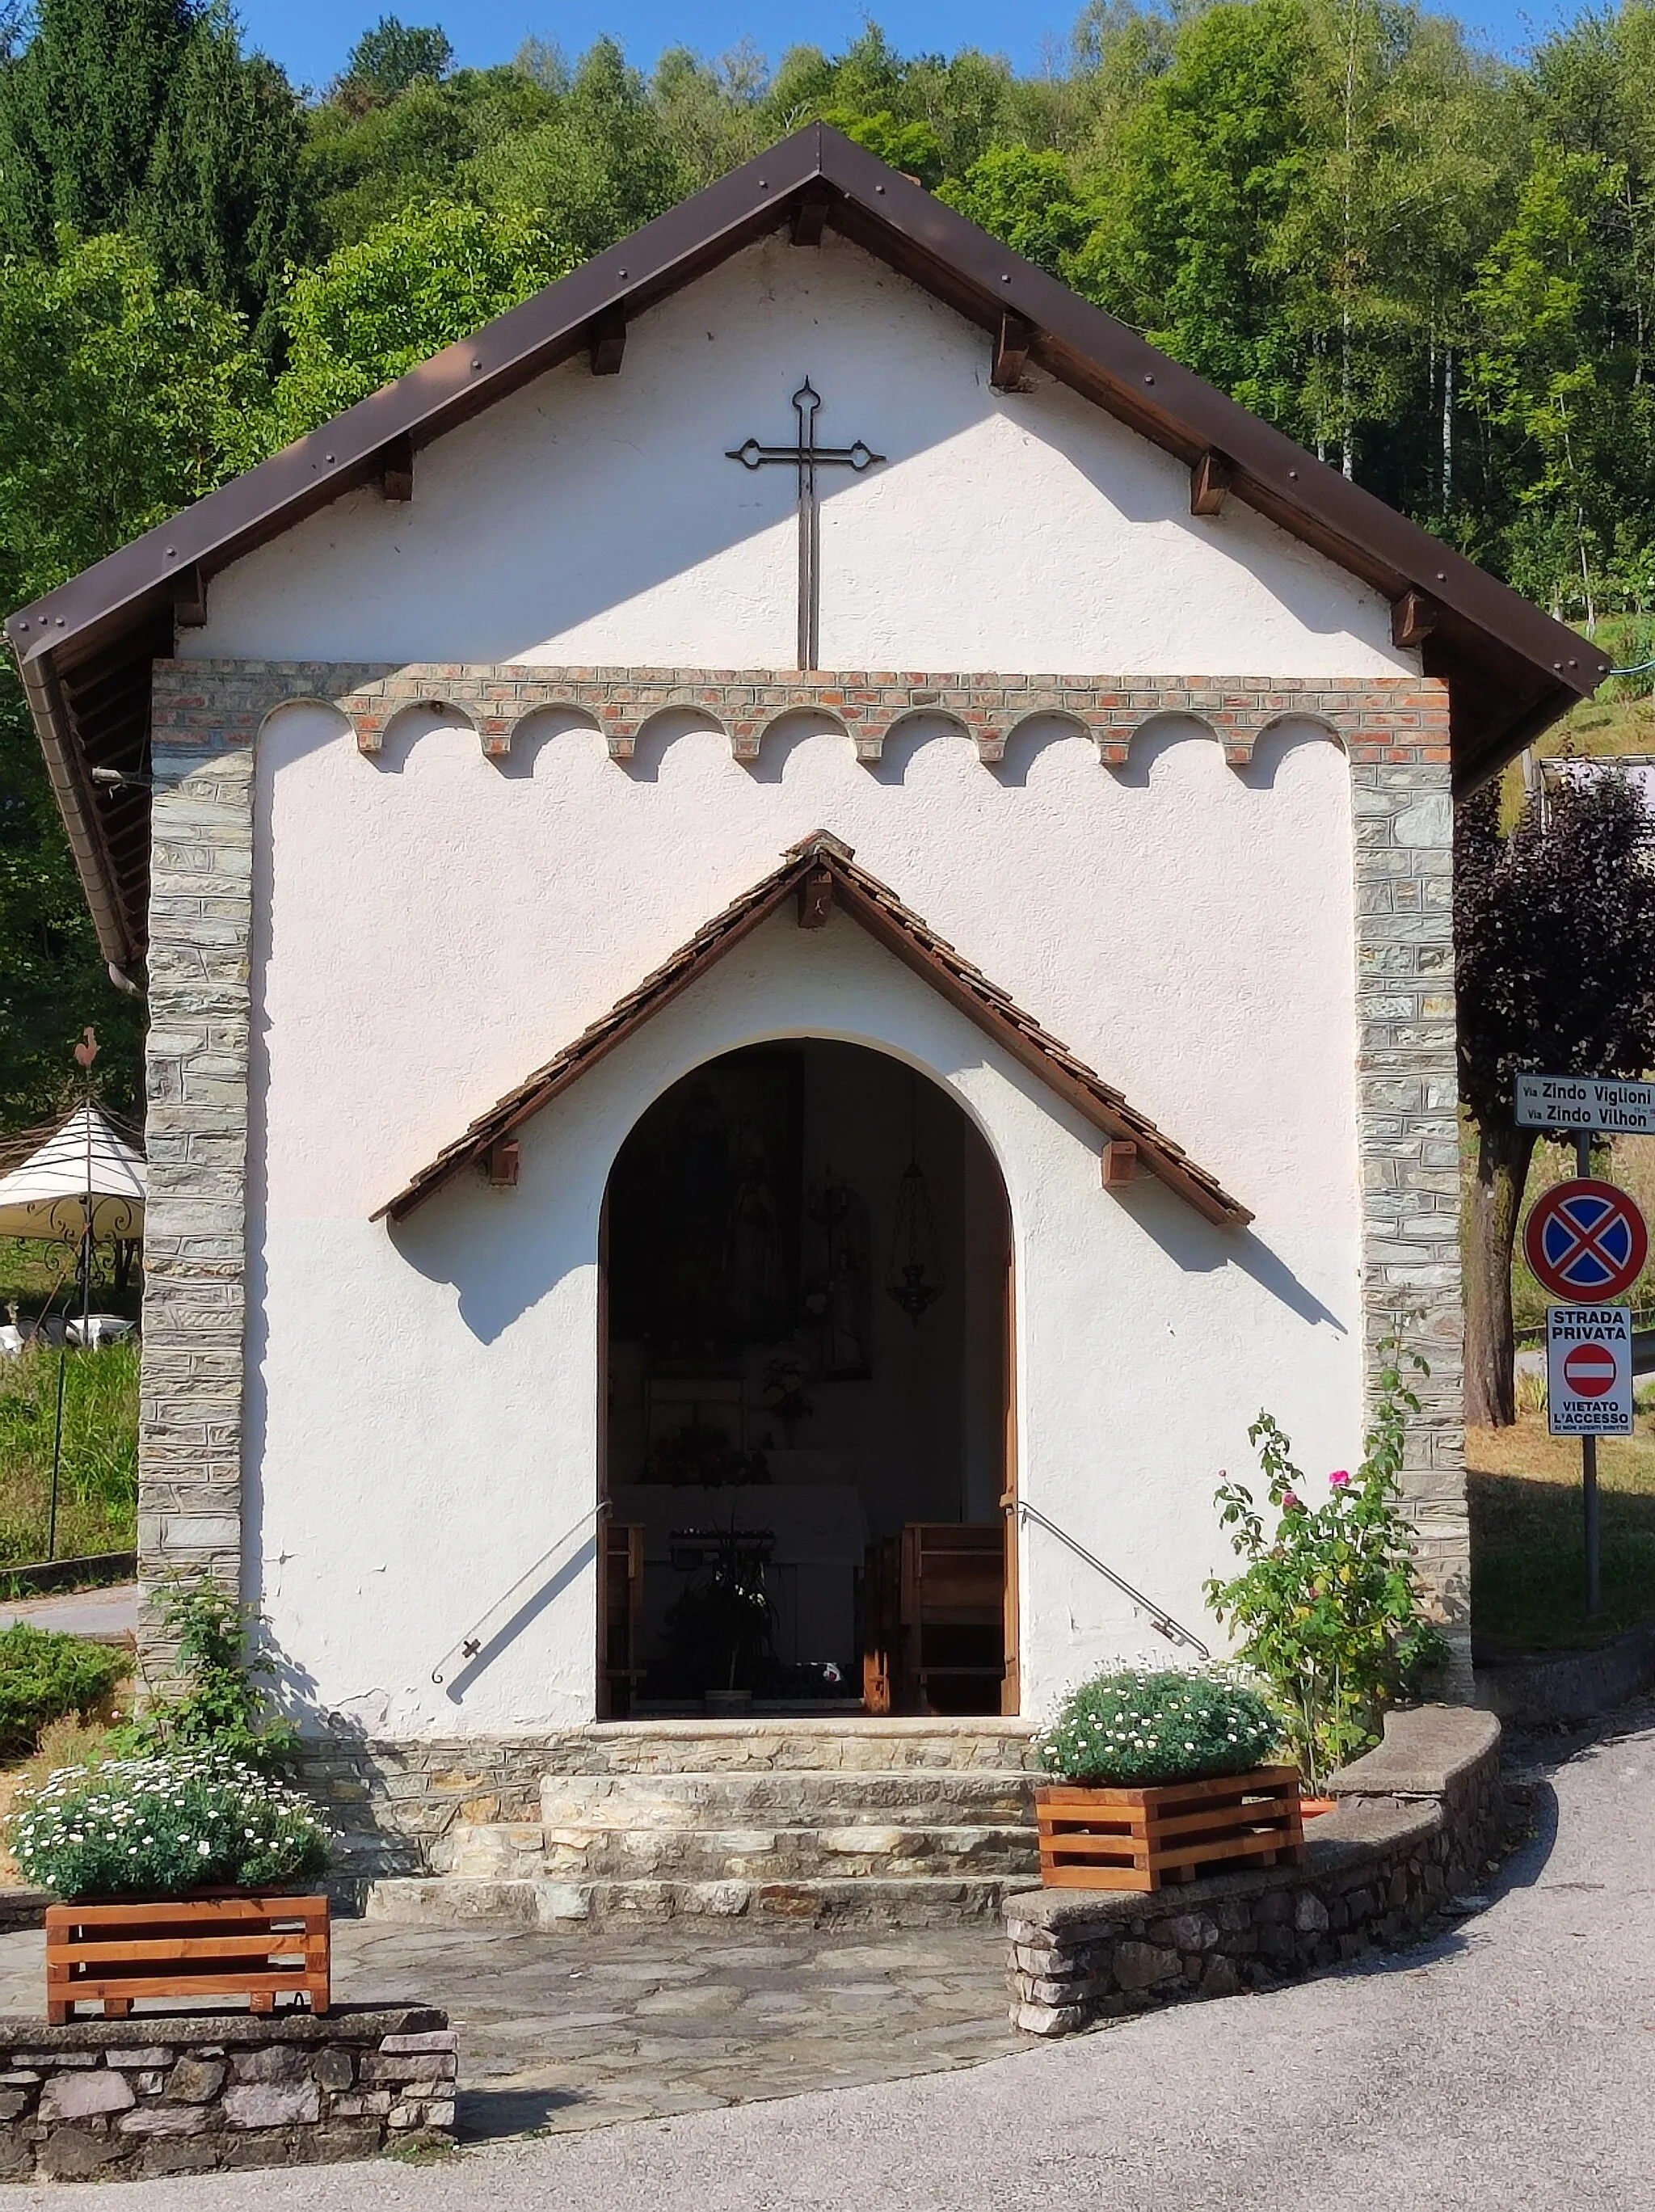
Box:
[376,831,1251,1228]
[6,124,1602,972]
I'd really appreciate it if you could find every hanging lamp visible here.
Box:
[886,1072,945,1323]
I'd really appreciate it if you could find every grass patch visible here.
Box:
[0,1342,137,1565]
[1468,1413,1655,1653]
[0,1237,137,1324]
[0,1712,124,1885]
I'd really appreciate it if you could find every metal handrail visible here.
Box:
[431,1498,611,1686]
[1013,1498,1211,1660]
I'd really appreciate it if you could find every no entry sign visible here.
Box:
[1523,1178,1649,1302]
[1547,1306,1633,1435]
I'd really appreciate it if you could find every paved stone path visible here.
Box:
[5,1700,1652,2210]
[0,1917,1024,2140]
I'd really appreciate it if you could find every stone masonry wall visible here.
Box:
[1005,1706,1501,2037]
[141,660,1466,1683]
[0,2006,456,2182]
[297,1719,1043,1884]
[140,731,256,1679]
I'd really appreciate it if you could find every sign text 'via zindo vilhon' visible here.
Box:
[1516,1074,1655,1134]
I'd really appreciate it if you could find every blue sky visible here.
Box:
[237,0,1588,92]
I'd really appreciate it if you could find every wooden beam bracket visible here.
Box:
[991,311,1034,392]
[1190,450,1233,517]
[798,866,835,928]
[790,187,832,246]
[1391,588,1439,649]
[171,564,208,628]
[1101,1140,1138,1189]
[375,432,414,501]
[588,308,626,376]
[486,1138,520,1189]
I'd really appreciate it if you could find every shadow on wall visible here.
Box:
[440,1533,596,1704]
[1038,369,1392,645]
[387,1157,596,1348]
[1108,1171,1346,1333]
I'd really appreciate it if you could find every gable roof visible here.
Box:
[376,830,1250,1228]
[7,123,1602,977]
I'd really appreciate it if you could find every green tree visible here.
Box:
[0,0,196,250]
[0,234,256,1122]
[0,0,311,339]
[141,14,312,343]
[254,199,574,449]
[1468,141,1622,621]
[338,15,453,107]
[940,146,1098,276]
[1070,0,1313,429]
[474,38,683,259]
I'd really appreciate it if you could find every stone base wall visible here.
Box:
[1005,1706,1501,2037]
[0,2006,455,2182]
[297,1720,1042,1882]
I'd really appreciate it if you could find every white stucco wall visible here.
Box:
[251,705,1359,1734]
[187,234,1414,680]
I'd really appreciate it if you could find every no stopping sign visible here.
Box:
[1524,1179,1649,1302]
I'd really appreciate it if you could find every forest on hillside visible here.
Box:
[2,0,1653,1123]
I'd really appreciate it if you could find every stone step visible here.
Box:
[364,1873,1037,1931]
[539,1767,1038,1830]
[444,1818,1039,1883]
[537,1719,1040,1776]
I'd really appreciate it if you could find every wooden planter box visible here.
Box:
[45,1894,330,2024]
[1035,1766,1305,1892]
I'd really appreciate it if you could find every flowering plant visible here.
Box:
[1205,1334,1451,1791]
[7,1752,330,1902]
[1034,1664,1281,1787]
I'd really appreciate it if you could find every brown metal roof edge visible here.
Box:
[375,832,1250,1229]
[8,122,1602,730]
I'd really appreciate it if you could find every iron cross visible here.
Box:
[726,381,884,669]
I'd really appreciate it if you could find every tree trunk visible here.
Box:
[1463,1118,1537,1429]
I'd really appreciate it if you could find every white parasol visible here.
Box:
[0,1106,145,1242]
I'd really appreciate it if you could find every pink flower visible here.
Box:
[1329,1469,1351,1489]
[1282,1490,1302,1511]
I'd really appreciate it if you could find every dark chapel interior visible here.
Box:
[598,1041,1016,1717]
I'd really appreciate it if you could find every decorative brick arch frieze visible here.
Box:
[152,662,1448,773]
[140,659,1467,1684]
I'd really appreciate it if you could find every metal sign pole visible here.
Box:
[1574,1126,1602,1616]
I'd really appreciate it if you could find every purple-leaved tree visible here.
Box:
[1455,765,1655,1427]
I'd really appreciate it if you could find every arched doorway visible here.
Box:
[597,1041,1016,1720]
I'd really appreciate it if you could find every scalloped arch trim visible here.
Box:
[154,662,1447,778]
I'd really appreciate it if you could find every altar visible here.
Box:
[609,1481,870,1685]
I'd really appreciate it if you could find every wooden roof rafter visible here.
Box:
[374,830,1251,1228]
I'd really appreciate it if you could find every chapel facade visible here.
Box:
[10,132,1598,1856]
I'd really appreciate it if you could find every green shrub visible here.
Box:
[116,1576,297,1774]
[0,1624,124,1759]
[1206,1334,1451,1791]
[8,1752,329,1902]
[1035,1665,1281,1786]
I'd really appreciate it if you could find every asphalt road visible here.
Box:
[32,1701,1655,2212]
[0,1582,136,1642]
